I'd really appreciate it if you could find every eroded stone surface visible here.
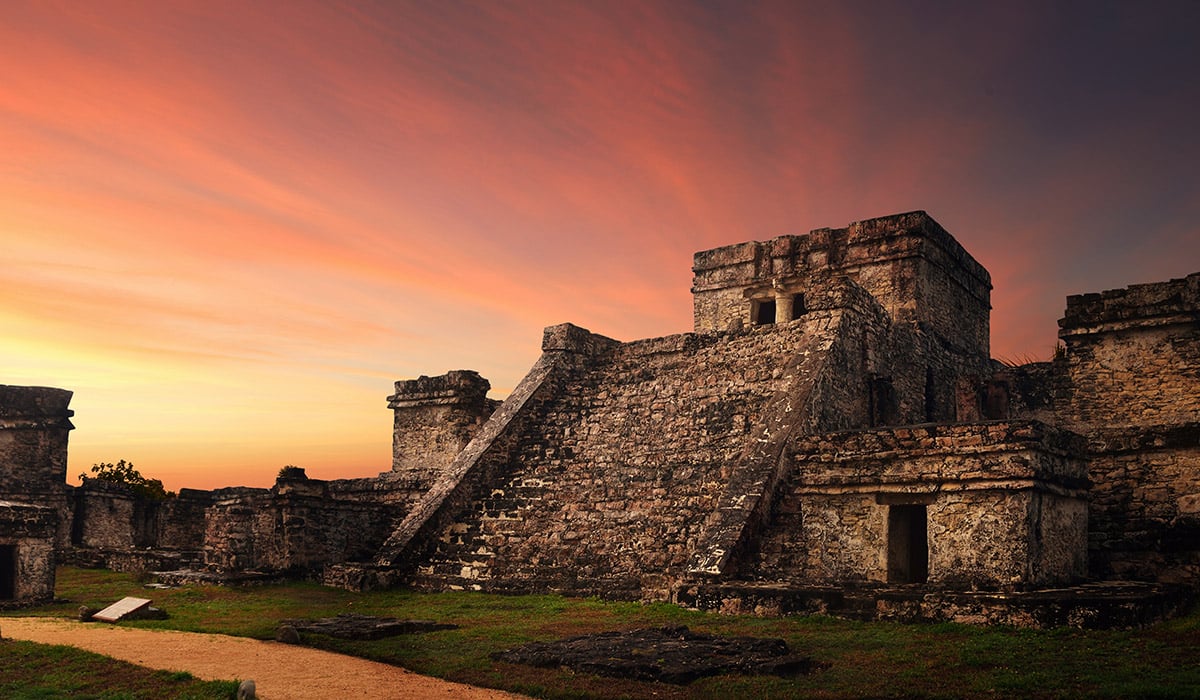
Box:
[491,626,823,684]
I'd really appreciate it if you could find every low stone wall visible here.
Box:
[1086,424,1200,584]
[71,481,140,550]
[202,482,403,575]
[155,489,212,550]
[676,580,1192,629]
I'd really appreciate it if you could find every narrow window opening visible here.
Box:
[0,544,16,599]
[753,299,776,325]
[71,497,86,546]
[924,368,937,422]
[868,375,898,427]
[983,380,1010,420]
[887,505,928,584]
[790,293,807,320]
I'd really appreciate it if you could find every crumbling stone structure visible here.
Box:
[65,473,419,579]
[356,212,1094,600]
[23,210,1199,626]
[0,385,73,606]
[388,370,499,480]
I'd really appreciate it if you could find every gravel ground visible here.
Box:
[1,617,527,700]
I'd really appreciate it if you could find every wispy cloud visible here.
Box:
[2,0,1196,488]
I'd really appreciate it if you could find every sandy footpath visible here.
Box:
[2,617,527,700]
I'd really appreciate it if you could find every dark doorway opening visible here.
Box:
[887,505,928,583]
[983,380,1010,419]
[753,299,776,325]
[924,368,937,422]
[0,545,16,599]
[790,293,807,320]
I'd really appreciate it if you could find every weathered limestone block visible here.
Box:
[388,370,499,481]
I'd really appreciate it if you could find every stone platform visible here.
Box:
[675,580,1193,629]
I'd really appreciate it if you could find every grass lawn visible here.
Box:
[0,639,239,700]
[7,566,1200,699]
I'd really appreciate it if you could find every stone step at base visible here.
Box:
[674,580,1194,629]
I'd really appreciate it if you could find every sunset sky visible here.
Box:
[3,1,1198,490]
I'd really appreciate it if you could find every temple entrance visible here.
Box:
[753,298,776,325]
[887,505,928,583]
[0,545,16,599]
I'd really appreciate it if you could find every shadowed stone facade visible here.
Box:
[17,210,1199,626]
[0,385,73,607]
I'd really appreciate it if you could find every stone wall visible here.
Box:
[0,501,58,605]
[746,422,1088,590]
[0,385,72,605]
[71,481,138,550]
[155,489,213,551]
[1084,426,1200,583]
[388,370,499,480]
[1048,273,1200,585]
[203,488,273,572]
[0,385,74,497]
[202,481,403,574]
[1058,272,1200,429]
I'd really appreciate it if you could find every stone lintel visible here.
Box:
[792,420,1087,459]
[790,421,1089,490]
[1086,422,1200,454]
[0,500,58,535]
[793,478,1087,500]
[1058,312,1200,341]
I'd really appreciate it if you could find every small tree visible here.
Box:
[80,460,174,500]
[277,465,308,480]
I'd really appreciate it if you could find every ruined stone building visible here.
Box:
[0,386,73,606]
[6,211,1198,624]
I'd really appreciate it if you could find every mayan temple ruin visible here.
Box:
[4,211,1198,626]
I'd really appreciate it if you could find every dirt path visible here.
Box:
[1,617,527,700]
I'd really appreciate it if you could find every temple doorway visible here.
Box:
[0,544,16,599]
[887,505,928,583]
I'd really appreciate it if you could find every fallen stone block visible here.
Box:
[92,597,152,623]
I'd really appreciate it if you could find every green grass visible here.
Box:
[12,567,1200,699]
[0,639,239,699]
